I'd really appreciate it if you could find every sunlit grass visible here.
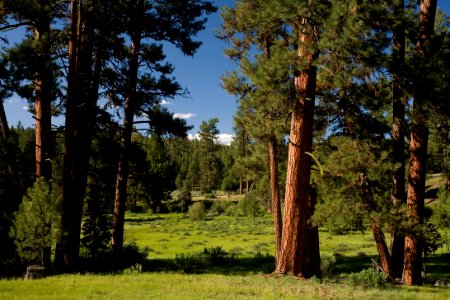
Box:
[2,211,450,299]
[1,273,450,300]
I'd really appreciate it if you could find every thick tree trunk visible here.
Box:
[268,138,282,267]
[390,0,406,279]
[276,19,319,277]
[56,0,99,272]
[403,0,436,286]
[111,0,142,254]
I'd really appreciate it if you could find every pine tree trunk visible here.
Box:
[403,0,436,286]
[112,0,142,254]
[34,0,53,180]
[370,218,392,276]
[268,138,282,267]
[276,19,319,277]
[390,0,406,279]
[56,0,99,272]
[56,0,79,272]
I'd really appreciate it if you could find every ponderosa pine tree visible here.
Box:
[403,0,437,286]
[111,0,216,254]
[390,0,407,279]
[56,0,122,272]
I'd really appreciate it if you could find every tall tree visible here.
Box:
[56,0,116,271]
[111,0,216,254]
[403,0,437,286]
[219,0,293,266]
[197,118,221,194]
[390,0,407,279]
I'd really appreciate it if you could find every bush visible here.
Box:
[224,203,238,216]
[209,201,233,216]
[238,192,265,217]
[320,255,337,279]
[188,202,206,221]
[169,188,192,213]
[79,241,150,273]
[174,246,230,273]
[345,268,388,289]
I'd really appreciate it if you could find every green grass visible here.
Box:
[124,213,274,259]
[2,211,450,299]
[1,273,450,299]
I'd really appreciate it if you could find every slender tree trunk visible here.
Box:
[34,6,53,181]
[112,0,142,254]
[403,0,437,286]
[276,19,319,277]
[268,138,282,267]
[34,0,54,269]
[390,0,406,279]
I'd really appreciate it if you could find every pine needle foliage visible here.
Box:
[10,179,60,265]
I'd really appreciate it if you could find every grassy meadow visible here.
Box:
[1,210,450,299]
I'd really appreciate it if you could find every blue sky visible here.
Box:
[3,1,450,144]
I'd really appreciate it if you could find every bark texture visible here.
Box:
[268,138,282,267]
[403,0,437,286]
[56,0,99,272]
[276,18,319,277]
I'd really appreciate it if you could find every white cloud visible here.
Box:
[217,134,234,145]
[173,112,197,119]
[187,133,233,145]
[160,99,173,105]
[187,133,200,140]
[22,105,29,110]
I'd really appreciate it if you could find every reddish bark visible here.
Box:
[276,18,319,277]
[403,0,437,286]
[268,138,282,267]
[34,0,53,180]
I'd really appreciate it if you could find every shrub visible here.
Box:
[209,201,232,216]
[188,202,206,221]
[320,255,337,279]
[345,268,388,289]
[174,246,230,273]
[238,192,265,217]
[224,203,238,216]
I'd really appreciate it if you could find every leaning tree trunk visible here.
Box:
[390,0,406,279]
[276,18,320,278]
[268,138,282,268]
[403,0,437,286]
[111,0,142,254]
